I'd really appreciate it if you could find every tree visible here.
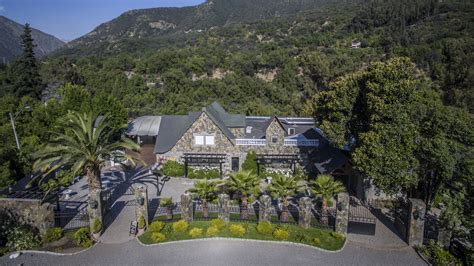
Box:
[241,150,258,174]
[188,178,219,218]
[268,174,301,222]
[12,24,43,99]
[33,112,141,224]
[310,174,345,225]
[311,57,421,195]
[226,170,260,219]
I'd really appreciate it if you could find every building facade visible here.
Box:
[127,102,350,179]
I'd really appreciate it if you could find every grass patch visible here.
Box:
[139,220,345,251]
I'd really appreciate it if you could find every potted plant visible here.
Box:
[91,218,103,239]
[137,214,146,235]
[160,197,174,220]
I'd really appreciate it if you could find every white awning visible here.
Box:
[126,116,161,136]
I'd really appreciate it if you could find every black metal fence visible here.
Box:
[152,201,335,230]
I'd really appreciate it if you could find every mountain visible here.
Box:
[0,16,64,63]
[62,0,348,55]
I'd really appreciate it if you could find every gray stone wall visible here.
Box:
[0,198,54,234]
[335,192,349,234]
[407,198,426,246]
[160,111,314,174]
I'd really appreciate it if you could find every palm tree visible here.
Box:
[188,178,219,218]
[226,170,260,219]
[33,112,141,223]
[310,174,345,225]
[268,174,302,222]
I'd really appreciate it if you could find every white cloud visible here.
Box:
[0,6,4,12]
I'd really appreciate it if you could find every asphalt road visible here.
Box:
[0,239,426,266]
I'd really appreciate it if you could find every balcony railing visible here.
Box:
[235,138,319,146]
[283,139,319,146]
[235,139,266,146]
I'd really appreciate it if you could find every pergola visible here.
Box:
[256,153,300,175]
[182,153,227,178]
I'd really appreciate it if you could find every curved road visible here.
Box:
[1,239,425,266]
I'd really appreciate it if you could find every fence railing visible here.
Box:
[152,201,335,229]
[235,139,266,146]
[283,139,319,146]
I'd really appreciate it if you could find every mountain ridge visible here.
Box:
[62,0,346,55]
[0,16,65,62]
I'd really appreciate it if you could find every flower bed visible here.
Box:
[138,219,345,251]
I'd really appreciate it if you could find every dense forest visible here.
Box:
[0,0,473,257]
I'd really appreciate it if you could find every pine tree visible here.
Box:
[13,23,43,99]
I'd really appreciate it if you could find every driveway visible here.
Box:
[0,238,425,266]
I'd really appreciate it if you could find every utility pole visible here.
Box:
[9,112,21,150]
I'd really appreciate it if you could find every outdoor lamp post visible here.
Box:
[9,105,31,151]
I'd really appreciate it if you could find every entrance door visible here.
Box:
[231,157,239,172]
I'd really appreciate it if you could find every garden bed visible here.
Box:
[138,219,345,251]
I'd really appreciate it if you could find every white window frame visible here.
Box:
[194,133,215,146]
[288,128,295,135]
[205,135,215,145]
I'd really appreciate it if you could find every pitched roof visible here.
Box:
[126,116,162,136]
[154,113,200,154]
[310,130,348,174]
[206,101,246,128]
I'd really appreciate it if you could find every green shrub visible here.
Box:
[256,221,273,235]
[229,224,246,237]
[73,227,93,248]
[211,219,226,230]
[206,226,219,237]
[172,220,189,233]
[188,168,220,179]
[149,221,165,232]
[162,160,185,177]
[160,197,173,207]
[137,215,146,229]
[330,231,344,241]
[151,232,166,243]
[273,229,290,241]
[42,227,63,243]
[313,238,321,246]
[189,227,203,238]
[242,150,260,174]
[6,226,40,251]
[419,240,458,265]
[91,218,102,234]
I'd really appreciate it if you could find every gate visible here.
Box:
[348,198,376,235]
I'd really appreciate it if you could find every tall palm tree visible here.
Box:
[310,174,345,225]
[188,178,219,218]
[33,111,141,218]
[226,170,260,219]
[268,174,302,222]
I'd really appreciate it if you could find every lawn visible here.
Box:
[138,219,345,251]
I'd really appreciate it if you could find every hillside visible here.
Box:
[61,0,351,56]
[0,16,64,62]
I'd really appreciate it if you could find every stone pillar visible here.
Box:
[438,227,452,248]
[180,193,193,222]
[335,192,349,234]
[218,193,230,222]
[259,195,272,223]
[407,198,426,246]
[298,197,312,229]
[87,189,104,238]
[135,185,149,228]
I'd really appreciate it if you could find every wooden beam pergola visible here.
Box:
[256,153,300,176]
[182,153,227,178]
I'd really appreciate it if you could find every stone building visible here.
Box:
[127,102,352,180]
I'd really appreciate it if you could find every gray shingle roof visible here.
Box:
[154,113,200,154]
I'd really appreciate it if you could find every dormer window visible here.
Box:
[246,126,252,134]
[288,128,295,135]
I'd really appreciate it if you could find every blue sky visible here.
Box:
[0,0,204,41]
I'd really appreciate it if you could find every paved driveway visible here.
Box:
[0,238,425,266]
